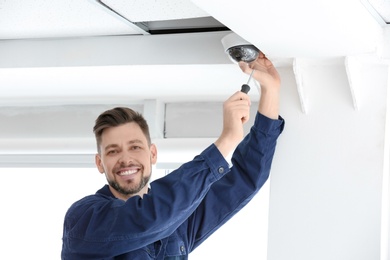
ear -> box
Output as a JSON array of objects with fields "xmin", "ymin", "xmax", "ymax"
[
  {"xmin": 95, "ymin": 153, "xmax": 105, "ymax": 173},
  {"xmin": 150, "ymin": 143, "xmax": 158, "ymax": 165}
]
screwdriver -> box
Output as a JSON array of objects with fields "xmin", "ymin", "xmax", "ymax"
[{"xmin": 240, "ymin": 69, "xmax": 255, "ymax": 94}]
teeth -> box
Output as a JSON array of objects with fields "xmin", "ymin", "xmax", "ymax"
[{"xmin": 120, "ymin": 169, "xmax": 137, "ymax": 176}]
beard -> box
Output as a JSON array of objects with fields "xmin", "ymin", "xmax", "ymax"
[{"xmin": 108, "ymin": 171, "xmax": 151, "ymax": 196}]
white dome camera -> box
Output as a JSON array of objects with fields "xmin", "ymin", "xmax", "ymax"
[{"xmin": 221, "ymin": 32, "xmax": 260, "ymax": 64}]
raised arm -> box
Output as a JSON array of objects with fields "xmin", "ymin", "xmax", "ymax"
[
  {"xmin": 214, "ymin": 52, "xmax": 281, "ymax": 158},
  {"xmin": 187, "ymin": 53, "xmax": 284, "ymax": 251},
  {"xmin": 240, "ymin": 52, "xmax": 281, "ymax": 119}
]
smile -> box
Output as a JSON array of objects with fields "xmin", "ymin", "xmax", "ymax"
[{"xmin": 119, "ymin": 169, "xmax": 138, "ymax": 176}]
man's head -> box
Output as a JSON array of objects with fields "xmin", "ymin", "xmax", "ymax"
[{"xmin": 93, "ymin": 107, "xmax": 157, "ymax": 200}]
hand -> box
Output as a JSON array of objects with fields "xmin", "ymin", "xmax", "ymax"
[
  {"xmin": 214, "ymin": 91, "xmax": 251, "ymax": 158},
  {"xmin": 239, "ymin": 52, "xmax": 281, "ymax": 91},
  {"xmin": 239, "ymin": 52, "xmax": 280, "ymax": 120}
]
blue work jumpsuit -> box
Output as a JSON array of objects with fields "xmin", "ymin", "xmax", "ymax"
[{"xmin": 61, "ymin": 112, "xmax": 284, "ymax": 259}]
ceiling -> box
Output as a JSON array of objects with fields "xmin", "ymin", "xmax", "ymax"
[
  {"xmin": 0, "ymin": 0, "xmax": 389, "ymax": 107},
  {"xmin": 0, "ymin": 0, "xmax": 229, "ymax": 39},
  {"xmin": 0, "ymin": 0, "xmax": 389, "ymax": 160}
]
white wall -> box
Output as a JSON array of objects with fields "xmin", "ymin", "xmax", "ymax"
[
  {"xmin": 267, "ymin": 62, "xmax": 389, "ymax": 260},
  {"xmin": 381, "ymin": 66, "xmax": 390, "ymax": 260},
  {"xmin": 0, "ymin": 168, "xmax": 106, "ymax": 259}
]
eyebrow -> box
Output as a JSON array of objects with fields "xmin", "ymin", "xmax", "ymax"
[{"xmin": 103, "ymin": 139, "xmax": 144, "ymax": 151}]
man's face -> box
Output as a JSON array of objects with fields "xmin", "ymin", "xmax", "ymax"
[{"xmin": 95, "ymin": 122, "xmax": 157, "ymax": 200}]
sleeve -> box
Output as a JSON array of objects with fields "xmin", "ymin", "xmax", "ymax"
[
  {"xmin": 187, "ymin": 112, "xmax": 285, "ymax": 251},
  {"xmin": 62, "ymin": 144, "xmax": 230, "ymax": 259}
]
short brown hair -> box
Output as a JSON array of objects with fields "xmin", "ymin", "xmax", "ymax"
[{"xmin": 93, "ymin": 107, "xmax": 151, "ymax": 153}]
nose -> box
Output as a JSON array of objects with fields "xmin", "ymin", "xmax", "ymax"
[{"xmin": 118, "ymin": 151, "xmax": 134, "ymax": 166}]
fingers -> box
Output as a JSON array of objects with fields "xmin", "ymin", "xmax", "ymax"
[
  {"xmin": 238, "ymin": 52, "xmax": 280, "ymax": 89},
  {"xmin": 227, "ymin": 91, "xmax": 251, "ymax": 105},
  {"xmin": 239, "ymin": 52, "xmax": 269, "ymax": 75},
  {"xmin": 224, "ymin": 91, "xmax": 251, "ymax": 124},
  {"xmin": 239, "ymin": 62, "xmax": 251, "ymax": 75},
  {"xmin": 257, "ymin": 51, "xmax": 266, "ymax": 59}
]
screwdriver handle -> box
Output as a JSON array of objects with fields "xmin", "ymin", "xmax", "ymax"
[
  {"xmin": 241, "ymin": 69, "xmax": 254, "ymax": 94},
  {"xmin": 241, "ymin": 84, "xmax": 250, "ymax": 94}
]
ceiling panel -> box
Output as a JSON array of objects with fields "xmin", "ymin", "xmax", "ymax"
[
  {"xmin": 0, "ymin": 0, "xmax": 139, "ymax": 39},
  {"xmin": 100, "ymin": 0, "xmax": 209, "ymax": 22}
]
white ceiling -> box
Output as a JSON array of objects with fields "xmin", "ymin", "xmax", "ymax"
[
  {"xmin": 0, "ymin": 0, "xmax": 388, "ymax": 108},
  {"xmin": 0, "ymin": 0, "xmax": 389, "ymax": 166},
  {"xmin": 0, "ymin": 0, "xmax": 220, "ymax": 39}
]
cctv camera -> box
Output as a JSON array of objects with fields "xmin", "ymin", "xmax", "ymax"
[{"xmin": 221, "ymin": 32, "xmax": 260, "ymax": 63}]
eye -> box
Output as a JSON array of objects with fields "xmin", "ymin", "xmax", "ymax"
[
  {"xmin": 107, "ymin": 150, "xmax": 117, "ymax": 155},
  {"xmin": 131, "ymin": 145, "xmax": 141, "ymax": 150}
]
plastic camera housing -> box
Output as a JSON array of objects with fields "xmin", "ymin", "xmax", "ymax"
[{"xmin": 221, "ymin": 33, "xmax": 260, "ymax": 63}]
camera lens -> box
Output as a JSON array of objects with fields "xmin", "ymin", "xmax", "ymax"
[{"xmin": 227, "ymin": 45, "xmax": 260, "ymax": 63}]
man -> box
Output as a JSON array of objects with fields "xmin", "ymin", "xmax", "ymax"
[{"xmin": 61, "ymin": 53, "xmax": 284, "ymax": 259}]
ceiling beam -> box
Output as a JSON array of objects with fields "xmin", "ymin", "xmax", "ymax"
[
  {"xmin": 293, "ymin": 58, "xmax": 309, "ymax": 114},
  {"xmin": 344, "ymin": 56, "xmax": 362, "ymax": 111},
  {"xmin": 0, "ymin": 31, "xmax": 232, "ymax": 68}
]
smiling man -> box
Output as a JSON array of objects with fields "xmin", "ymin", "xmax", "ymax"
[
  {"xmin": 95, "ymin": 117, "xmax": 157, "ymax": 200},
  {"xmin": 61, "ymin": 53, "xmax": 285, "ymax": 259}
]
